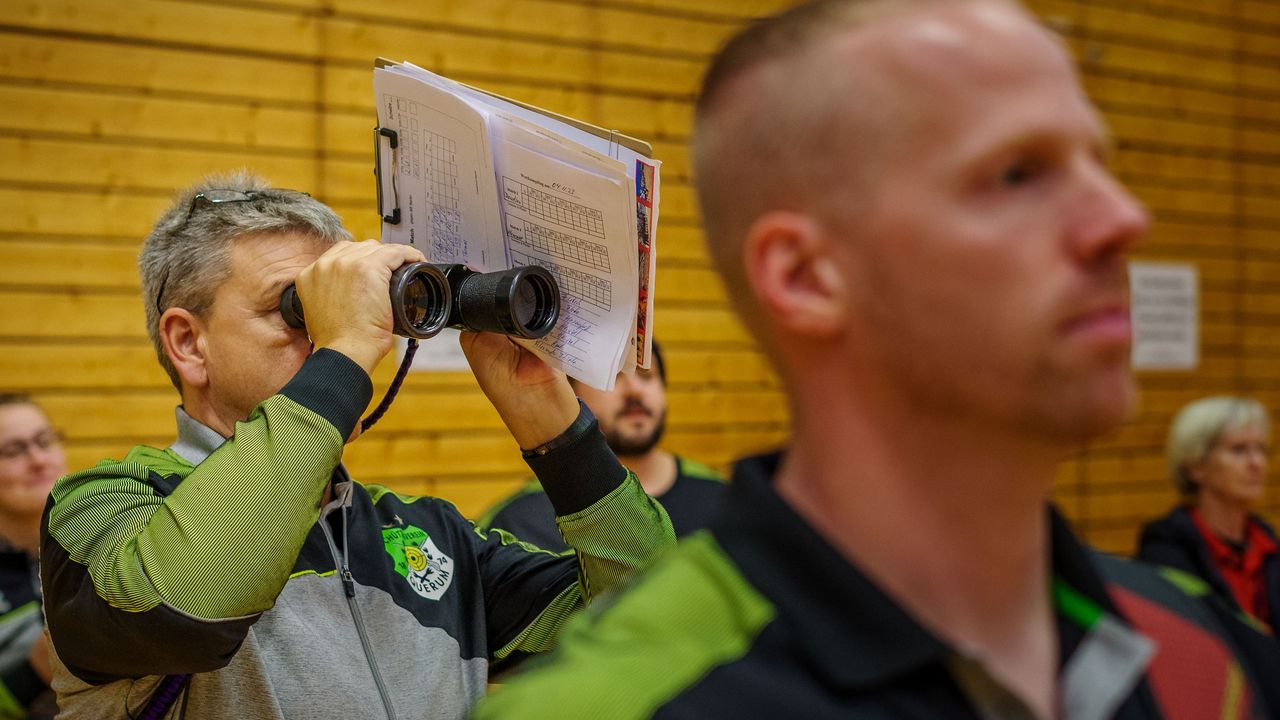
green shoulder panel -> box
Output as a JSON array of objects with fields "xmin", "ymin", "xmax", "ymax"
[
  {"xmin": 1156, "ymin": 566, "xmax": 1273, "ymax": 634},
  {"xmin": 474, "ymin": 531, "xmax": 775, "ymax": 720},
  {"xmin": 1155, "ymin": 566, "xmax": 1213, "ymax": 598},
  {"xmin": 46, "ymin": 450, "xmax": 175, "ymax": 613},
  {"xmin": 677, "ymin": 457, "xmax": 725, "ymax": 482},
  {"xmin": 48, "ymin": 393, "xmax": 344, "ymax": 619},
  {"xmin": 364, "ymin": 483, "xmax": 427, "ymax": 507}
]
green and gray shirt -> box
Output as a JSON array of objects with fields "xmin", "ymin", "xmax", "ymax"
[{"xmin": 41, "ymin": 349, "xmax": 675, "ymax": 719}]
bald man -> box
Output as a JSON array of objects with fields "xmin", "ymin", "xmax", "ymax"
[{"xmin": 473, "ymin": 1, "xmax": 1280, "ymax": 718}]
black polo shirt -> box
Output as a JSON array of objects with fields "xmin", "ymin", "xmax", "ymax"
[
  {"xmin": 474, "ymin": 452, "xmax": 1278, "ymax": 720},
  {"xmin": 478, "ymin": 456, "xmax": 726, "ymax": 552}
]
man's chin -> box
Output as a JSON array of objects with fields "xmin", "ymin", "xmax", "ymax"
[
  {"xmin": 1045, "ymin": 375, "xmax": 1138, "ymax": 444},
  {"xmin": 607, "ymin": 430, "xmax": 663, "ymax": 457}
]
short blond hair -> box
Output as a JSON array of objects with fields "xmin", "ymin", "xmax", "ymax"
[{"xmin": 1166, "ymin": 396, "xmax": 1271, "ymax": 494}]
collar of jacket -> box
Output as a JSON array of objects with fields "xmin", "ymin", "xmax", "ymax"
[{"xmin": 713, "ymin": 452, "xmax": 1145, "ymax": 693}]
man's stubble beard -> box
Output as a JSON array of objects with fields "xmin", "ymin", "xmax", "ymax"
[{"xmin": 605, "ymin": 408, "xmax": 668, "ymax": 457}]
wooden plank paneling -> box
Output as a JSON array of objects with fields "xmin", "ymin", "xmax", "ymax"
[
  {"xmin": 321, "ymin": 0, "xmax": 743, "ymax": 56},
  {"xmin": 0, "ymin": 34, "xmax": 318, "ymax": 105},
  {"xmin": 32, "ymin": 386, "xmax": 786, "ymax": 442},
  {"xmin": 0, "ymin": 0, "xmax": 1275, "ymax": 542},
  {"xmin": 0, "ymin": 1, "xmax": 323, "ymax": 56},
  {"xmin": 0, "ymin": 85, "xmax": 321, "ymax": 151}
]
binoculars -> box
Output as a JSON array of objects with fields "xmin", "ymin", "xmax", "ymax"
[{"xmin": 279, "ymin": 263, "xmax": 560, "ymax": 340}]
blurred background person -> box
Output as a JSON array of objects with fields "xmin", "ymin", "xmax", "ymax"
[
  {"xmin": 479, "ymin": 341, "xmax": 725, "ymax": 550},
  {"xmin": 0, "ymin": 394, "xmax": 59, "ymax": 718},
  {"xmin": 1137, "ymin": 396, "xmax": 1276, "ymax": 632}
]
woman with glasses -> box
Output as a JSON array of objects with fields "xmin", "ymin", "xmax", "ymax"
[
  {"xmin": 0, "ymin": 393, "xmax": 62, "ymax": 718},
  {"xmin": 1137, "ymin": 396, "xmax": 1277, "ymax": 633}
]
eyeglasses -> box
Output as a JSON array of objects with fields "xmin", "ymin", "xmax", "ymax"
[
  {"xmin": 0, "ymin": 429, "xmax": 64, "ymax": 462},
  {"xmin": 153, "ymin": 188, "xmax": 310, "ymax": 316},
  {"xmin": 1212, "ymin": 440, "xmax": 1271, "ymax": 460}
]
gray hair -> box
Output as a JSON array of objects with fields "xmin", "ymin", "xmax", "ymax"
[
  {"xmin": 140, "ymin": 170, "xmax": 352, "ymax": 390},
  {"xmin": 1166, "ymin": 396, "xmax": 1271, "ymax": 495}
]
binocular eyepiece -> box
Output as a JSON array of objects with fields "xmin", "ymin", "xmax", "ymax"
[{"xmin": 280, "ymin": 263, "xmax": 560, "ymax": 341}]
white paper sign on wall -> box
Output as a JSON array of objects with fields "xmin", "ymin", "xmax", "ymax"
[{"xmin": 1129, "ymin": 261, "xmax": 1198, "ymax": 371}]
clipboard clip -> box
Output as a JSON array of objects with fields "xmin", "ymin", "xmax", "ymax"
[{"xmin": 373, "ymin": 126, "xmax": 401, "ymax": 225}]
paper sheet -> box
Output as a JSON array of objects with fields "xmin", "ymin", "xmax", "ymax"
[
  {"xmin": 373, "ymin": 62, "xmax": 655, "ymax": 389},
  {"xmin": 385, "ymin": 62, "xmax": 659, "ymax": 373},
  {"xmin": 374, "ymin": 68, "xmax": 505, "ymax": 269},
  {"xmin": 490, "ymin": 117, "xmax": 637, "ymax": 388}
]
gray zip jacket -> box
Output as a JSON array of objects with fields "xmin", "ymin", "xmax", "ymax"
[{"xmin": 41, "ymin": 350, "xmax": 675, "ymax": 719}]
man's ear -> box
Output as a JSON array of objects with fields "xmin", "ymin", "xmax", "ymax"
[
  {"xmin": 742, "ymin": 211, "xmax": 847, "ymax": 338},
  {"xmin": 159, "ymin": 308, "xmax": 210, "ymax": 391}
]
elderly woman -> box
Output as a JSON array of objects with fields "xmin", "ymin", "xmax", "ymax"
[{"xmin": 1136, "ymin": 396, "xmax": 1276, "ymax": 629}]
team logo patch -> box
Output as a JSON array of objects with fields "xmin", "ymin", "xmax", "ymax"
[{"xmin": 383, "ymin": 524, "xmax": 454, "ymax": 600}]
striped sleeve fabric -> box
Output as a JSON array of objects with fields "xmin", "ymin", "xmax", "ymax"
[
  {"xmin": 480, "ymin": 411, "xmax": 675, "ymax": 659},
  {"xmin": 41, "ymin": 350, "xmax": 370, "ymax": 682},
  {"xmin": 473, "ymin": 533, "xmax": 776, "ymax": 720}
]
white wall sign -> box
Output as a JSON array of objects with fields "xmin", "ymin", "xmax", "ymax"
[
  {"xmin": 1129, "ymin": 261, "xmax": 1198, "ymax": 370},
  {"xmin": 403, "ymin": 329, "xmax": 471, "ymax": 372}
]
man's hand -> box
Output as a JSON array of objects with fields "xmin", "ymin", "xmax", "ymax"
[
  {"xmin": 460, "ymin": 332, "xmax": 580, "ymax": 449},
  {"xmin": 295, "ymin": 240, "xmax": 425, "ymax": 376}
]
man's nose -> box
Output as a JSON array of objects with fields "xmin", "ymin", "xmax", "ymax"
[
  {"xmin": 1067, "ymin": 164, "xmax": 1150, "ymax": 266},
  {"xmin": 615, "ymin": 373, "xmax": 642, "ymax": 395}
]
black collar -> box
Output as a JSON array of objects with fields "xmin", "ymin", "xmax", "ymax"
[{"xmin": 713, "ymin": 452, "xmax": 1127, "ymax": 690}]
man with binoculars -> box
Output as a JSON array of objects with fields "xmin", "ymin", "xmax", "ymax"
[{"xmin": 39, "ymin": 170, "xmax": 675, "ymax": 719}]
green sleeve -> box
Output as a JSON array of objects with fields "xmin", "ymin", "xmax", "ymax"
[
  {"xmin": 45, "ymin": 349, "xmax": 368, "ymax": 621},
  {"xmin": 486, "ymin": 405, "xmax": 676, "ymax": 659}
]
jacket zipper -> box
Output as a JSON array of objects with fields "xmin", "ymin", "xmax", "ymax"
[{"xmin": 319, "ymin": 488, "xmax": 398, "ymax": 720}]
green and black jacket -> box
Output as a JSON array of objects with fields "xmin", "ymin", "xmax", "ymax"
[
  {"xmin": 475, "ymin": 452, "xmax": 1280, "ymax": 720},
  {"xmin": 41, "ymin": 349, "xmax": 675, "ymax": 719}
]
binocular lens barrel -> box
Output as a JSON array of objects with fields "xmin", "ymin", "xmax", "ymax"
[
  {"xmin": 278, "ymin": 262, "xmax": 559, "ymax": 341},
  {"xmin": 390, "ymin": 263, "xmax": 452, "ymax": 339},
  {"xmin": 279, "ymin": 262, "xmax": 452, "ymax": 340},
  {"xmin": 444, "ymin": 264, "xmax": 560, "ymax": 340}
]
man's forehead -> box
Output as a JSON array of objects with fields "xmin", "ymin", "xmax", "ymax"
[
  {"xmin": 227, "ymin": 231, "xmax": 328, "ymax": 291},
  {"xmin": 0, "ymin": 404, "xmax": 48, "ymax": 432},
  {"xmin": 822, "ymin": 1, "xmax": 1092, "ymax": 150},
  {"xmin": 833, "ymin": 1, "xmax": 1069, "ymax": 90},
  {"xmin": 231, "ymin": 231, "xmax": 326, "ymax": 266}
]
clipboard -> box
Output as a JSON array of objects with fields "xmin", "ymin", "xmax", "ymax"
[{"xmin": 373, "ymin": 57, "xmax": 652, "ymax": 225}]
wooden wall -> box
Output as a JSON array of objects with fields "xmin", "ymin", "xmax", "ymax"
[
  {"xmin": 0, "ymin": 0, "xmax": 795, "ymax": 520},
  {"xmin": 1030, "ymin": 0, "xmax": 1280, "ymax": 551},
  {"xmin": 0, "ymin": 0, "xmax": 1275, "ymax": 554}
]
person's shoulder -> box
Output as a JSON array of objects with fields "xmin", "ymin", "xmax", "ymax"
[
  {"xmin": 473, "ymin": 531, "xmax": 776, "ymax": 720},
  {"xmin": 1135, "ymin": 506, "xmax": 1196, "ymax": 557},
  {"xmin": 1136, "ymin": 505, "xmax": 1192, "ymax": 542},
  {"xmin": 1139, "ymin": 504, "xmax": 1189, "ymax": 532},
  {"xmin": 1249, "ymin": 512, "xmax": 1280, "ymax": 542},
  {"xmin": 52, "ymin": 444, "xmax": 189, "ymax": 497},
  {"xmin": 360, "ymin": 482, "xmax": 479, "ymax": 524},
  {"xmin": 675, "ymin": 456, "xmax": 725, "ymax": 484},
  {"xmin": 1095, "ymin": 550, "xmax": 1277, "ymax": 653},
  {"xmin": 475, "ymin": 478, "xmax": 547, "ymax": 528},
  {"xmin": 1096, "ymin": 551, "xmax": 1280, "ymax": 712}
]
